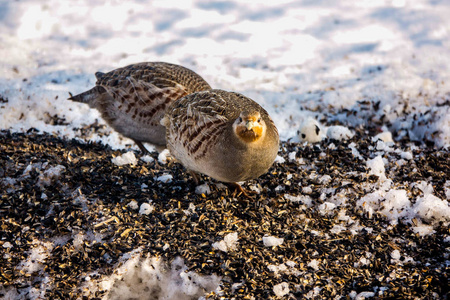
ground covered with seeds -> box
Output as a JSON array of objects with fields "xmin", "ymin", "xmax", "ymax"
[{"xmin": 0, "ymin": 129, "xmax": 449, "ymax": 299}]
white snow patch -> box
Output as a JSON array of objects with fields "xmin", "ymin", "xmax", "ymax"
[
  {"xmin": 373, "ymin": 131, "xmax": 393, "ymax": 143},
  {"xmin": 390, "ymin": 249, "xmax": 401, "ymax": 261},
  {"xmin": 382, "ymin": 189, "xmax": 411, "ymax": 224},
  {"xmin": 349, "ymin": 142, "xmax": 363, "ymax": 160},
  {"xmin": 318, "ymin": 175, "xmax": 332, "ymax": 184},
  {"xmin": 101, "ymin": 252, "xmax": 221, "ymax": 300},
  {"xmin": 263, "ymin": 236, "xmax": 284, "ymax": 247},
  {"xmin": 288, "ymin": 151, "xmax": 297, "ymax": 162},
  {"xmin": 195, "ymin": 183, "xmax": 211, "ymax": 195},
  {"xmin": 128, "ymin": 200, "xmax": 139, "ymax": 210},
  {"xmin": 38, "ymin": 165, "xmax": 66, "ymax": 187},
  {"xmin": 302, "ymin": 186, "xmax": 313, "ymax": 195},
  {"xmin": 307, "ymin": 259, "xmax": 320, "ymax": 271},
  {"xmin": 327, "ymin": 125, "xmax": 354, "ymax": 141},
  {"xmin": 18, "ymin": 240, "xmax": 52, "ymax": 273},
  {"xmin": 156, "ymin": 173, "xmax": 173, "ymax": 183},
  {"xmin": 249, "ymin": 184, "xmax": 261, "ymax": 194},
  {"xmin": 140, "ymin": 155, "xmax": 155, "ymax": 163},
  {"xmin": 268, "ymin": 264, "xmax": 288, "ymax": 276},
  {"xmin": 357, "ymin": 183, "xmax": 449, "ymax": 232},
  {"xmin": 354, "ymin": 254, "xmax": 371, "ymax": 268},
  {"xmin": 351, "ymin": 291, "xmax": 376, "ymax": 299},
  {"xmin": 139, "ymin": 202, "xmax": 154, "ymax": 215},
  {"xmin": 375, "ymin": 140, "xmax": 394, "ymax": 152},
  {"xmin": 274, "ymin": 185, "xmax": 284, "ymax": 192},
  {"xmin": 305, "ymin": 286, "xmax": 322, "ymax": 299},
  {"xmin": 157, "ymin": 149, "xmax": 171, "ymax": 164},
  {"xmin": 413, "ymin": 193, "xmax": 450, "ymax": 223},
  {"xmin": 273, "ymin": 282, "xmax": 290, "ymax": 297},
  {"xmin": 400, "ymin": 151, "xmax": 413, "ymax": 160},
  {"xmin": 212, "ymin": 232, "xmax": 238, "ymax": 252},
  {"xmin": 284, "ymin": 194, "xmax": 312, "ymax": 206},
  {"xmin": 357, "ymin": 189, "xmax": 410, "ymax": 224},
  {"xmin": 183, "ymin": 203, "xmax": 196, "ymax": 216},
  {"xmin": 366, "ymin": 155, "xmax": 386, "ymax": 181},
  {"xmin": 330, "ymin": 225, "xmax": 346, "ymax": 234},
  {"xmin": 2, "ymin": 242, "xmax": 13, "ymax": 249},
  {"xmin": 411, "ymin": 224, "xmax": 436, "ymax": 236},
  {"xmin": 111, "ymin": 152, "xmax": 137, "ymax": 166},
  {"xmin": 73, "ymin": 233, "xmax": 85, "ymax": 250},
  {"xmin": 445, "ymin": 180, "xmax": 450, "ymax": 200},
  {"xmin": 318, "ymin": 202, "xmax": 337, "ymax": 215},
  {"xmin": 274, "ymin": 155, "xmax": 285, "ymax": 163}
]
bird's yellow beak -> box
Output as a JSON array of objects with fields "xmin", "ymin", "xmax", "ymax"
[{"xmin": 245, "ymin": 120, "xmax": 255, "ymax": 131}]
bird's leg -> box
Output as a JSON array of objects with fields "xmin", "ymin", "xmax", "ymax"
[
  {"xmin": 189, "ymin": 171, "xmax": 201, "ymax": 185},
  {"xmin": 227, "ymin": 182, "xmax": 255, "ymax": 200},
  {"xmin": 133, "ymin": 140, "xmax": 150, "ymax": 155}
]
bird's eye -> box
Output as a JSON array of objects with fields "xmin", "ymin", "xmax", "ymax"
[
  {"xmin": 257, "ymin": 118, "xmax": 261, "ymax": 122},
  {"xmin": 238, "ymin": 117, "xmax": 243, "ymax": 122}
]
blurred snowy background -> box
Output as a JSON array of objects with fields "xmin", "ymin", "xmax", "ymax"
[
  {"xmin": 1, "ymin": 0, "xmax": 449, "ymax": 148},
  {"xmin": 1, "ymin": 0, "xmax": 450, "ymax": 299}
]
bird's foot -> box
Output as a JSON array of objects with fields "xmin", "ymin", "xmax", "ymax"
[
  {"xmin": 133, "ymin": 140, "xmax": 151, "ymax": 155},
  {"xmin": 227, "ymin": 182, "xmax": 256, "ymax": 200},
  {"xmin": 189, "ymin": 171, "xmax": 201, "ymax": 185}
]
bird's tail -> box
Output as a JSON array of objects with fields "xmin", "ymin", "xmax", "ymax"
[{"xmin": 68, "ymin": 86, "xmax": 104, "ymax": 104}]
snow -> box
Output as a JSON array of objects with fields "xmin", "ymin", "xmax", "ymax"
[
  {"xmin": 268, "ymin": 264, "xmax": 288, "ymax": 276},
  {"xmin": 156, "ymin": 173, "xmax": 173, "ymax": 183},
  {"xmin": 373, "ymin": 131, "xmax": 393, "ymax": 143},
  {"xmin": 413, "ymin": 193, "xmax": 450, "ymax": 223},
  {"xmin": 128, "ymin": 200, "xmax": 139, "ymax": 210},
  {"xmin": 400, "ymin": 151, "xmax": 413, "ymax": 160},
  {"xmin": 140, "ymin": 155, "xmax": 155, "ymax": 163},
  {"xmin": 139, "ymin": 202, "xmax": 154, "ymax": 215},
  {"xmin": 72, "ymin": 233, "xmax": 85, "ymax": 250},
  {"xmin": 273, "ymin": 282, "xmax": 290, "ymax": 297},
  {"xmin": 111, "ymin": 151, "xmax": 137, "ymax": 166},
  {"xmin": 307, "ymin": 259, "xmax": 320, "ymax": 271},
  {"xmin": 382, "ymin": 189, "xmax": 411, "ymax": 224},
  {"xmin": 195, "ymin": 183, "xmax": 211, "ymax": 195},
  {"xmin": 18, "ymin": 240, "xmax": 53, "ymax": 274},
  {"xmin": 349, "ymin": 142, "xmax": 363, "ymax": 160},
  {"xmin": 354, "ymin": 255, "xmax": 371, "ymax": 268},
  {"xmin": 366, "ymin": 155, "xmax": 387, "ymax": 181},
  {"xmin": 305, "ymin": 287, "xmax": 323, "ymax": 299},
  {"xmin": 357, "ymin": 183, "xmax": 449, "ymax": 228},
  {"xmin": 318, "ymin": 202, "xmax": 337, "ymax": 215},
  {"xmin": 5, "ymin": 0, "xmax": 449, "ymax": 146},
  {"xmin": 183, "ymin": 203, "xmax": 197, "ymax": 216},
  {"xmin": 37, "ymin": 164, "xmax": 66, "ymax": 187},
  {"xmin": 2, "ymin": 242, "xmax": 12, "ymax": 249},
  {"xmin": 327, "ymin": 125, "xmax": 354, "ymax": 141},
  {"xmin": 288, "ymin": 151, "xmax": 297, "ymax": 162},
  {"xmin": 2, "ymin": 0, "xmax": 450, "ymax": 298},
  {"xmin": 411, "ymin": 224, "xmax": 436, "ymax": 236},
  {"xmin": 274, "ymin": 155, "xmax": 285, "ymax": 164},
  {"xmin": 445, "ymin": 181, "xmax": 450, "ymax": 199},
  {"xmin": 390, "ymin": 249, "xmax": 401, "ymax": 261},
  {"xmin": 157, "ymin": 149, "xmax": 171, "ymax": 164},
  {"xmin": 212, "ymin": 232, "xmax": 239, "ymax": 252},
  {"xmin": 263, "ymin": 235, "xmax": 284, "ymax": 247},
  {"xmin": 352, "ymin": 291, "xmax": 376, "ymax": 299},
  {"xmin": 98, "ymin": 252, "xmax": 221, "ymax": 300}
]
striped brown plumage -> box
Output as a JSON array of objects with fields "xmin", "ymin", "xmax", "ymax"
[
  {"xmin": 162, "ymin": 89, "xmax": 279, "ymax": 188},
  {"xmin": 68, "ymin": 62, "xmax": 211, "ymax": 153}
]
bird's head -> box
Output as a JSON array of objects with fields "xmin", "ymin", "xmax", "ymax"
[{"xmin": 233, "ymin": 111, "xmax": 265, "ymax": 143}]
